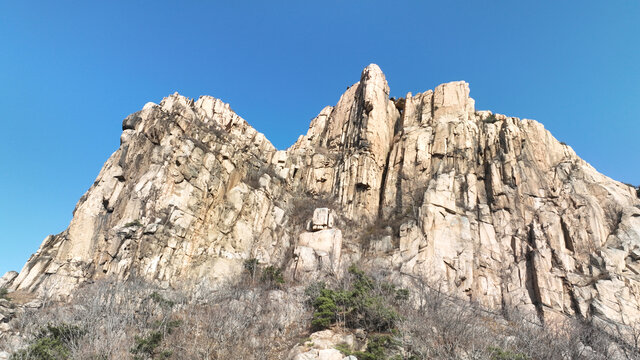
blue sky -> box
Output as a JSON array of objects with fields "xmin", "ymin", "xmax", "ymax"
[{"xmin": 0, "ymin": 1, "xmax": 638, "ymax": 275}]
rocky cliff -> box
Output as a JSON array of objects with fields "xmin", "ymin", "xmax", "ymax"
[{"xmin": 4, "ymin": 64, "xmax": 640, "ymax": 337}]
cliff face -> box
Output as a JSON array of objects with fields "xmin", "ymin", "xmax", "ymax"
[{"xmin": 6, "ymin": 64, "xmax": 640, "ymax": 331}]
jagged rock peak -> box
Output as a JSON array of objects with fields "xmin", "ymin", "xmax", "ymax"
[
  {"xmin": 360, "ymin": 63, "xmax": 390, "ymax": 95},
  {"xmin": 3, "ymin": 64, "xmax": 640, "ymax": 346}
]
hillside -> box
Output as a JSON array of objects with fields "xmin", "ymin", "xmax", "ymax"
[{"xmin": 1, "ymin": 64, "xmax": 639, "ymax": 359}]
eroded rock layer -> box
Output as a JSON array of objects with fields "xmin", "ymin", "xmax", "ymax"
[{"xmin": 5, "ymin": 64, "xmax": 640, "ymax": 333}]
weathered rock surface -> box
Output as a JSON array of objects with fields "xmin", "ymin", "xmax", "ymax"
[
  {"xmin": 0, "ymin": 273, "xmax": 17, "ymax": 290},
  {"xmin": 290, "ymin": 208, "xmax": 343, "ymax": 278},
  {"xmin": 4, "ymin": 64, "xmax": 640, "ymax": 336},
  {"xmin": 287, "ymin": 330, "xmax": 357, "ymax": 360}
]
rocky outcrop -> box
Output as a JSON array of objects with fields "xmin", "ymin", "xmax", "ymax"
[
  {"xmin": 287, "ymin": 64, "xmax": 401, "ymax": 222},
  {"xmin": 372, "ymin": 93, "xmax": 640, "ymax": 329},
  {"xmin": 6, "ymin": 93, "xmax": 291, "ymax": 297},
  {"xmin": 287, "ymin": 330, "xmax": 358, "ymax": 360},
  {"xmin": 290, "ymin": 208, "xmax": 343, "ymax": 278},
  {"xmin": 3, "ymin": 64, "xmax": 640, "ymax": 338},
  {"xmin": 0, "ymin": 273, "xmax": 17, "ymax": 290},
  {"xmin": 0, "ymin": 272, "xmax": 18, "ymax": 338}
]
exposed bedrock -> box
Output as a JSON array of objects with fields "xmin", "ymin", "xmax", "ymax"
[{"xmin": 4, "ymin": 64, "xmax": 639, "ymax": 335}]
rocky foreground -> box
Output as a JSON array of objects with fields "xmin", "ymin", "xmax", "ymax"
[{"xmin": 1, "ymin": 64, "xmax": 639, "ymax": 359}]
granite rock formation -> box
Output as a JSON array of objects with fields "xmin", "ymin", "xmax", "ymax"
[{"xmin": 3, "ymin": 64, "xmax": 640, "ymax": 338}]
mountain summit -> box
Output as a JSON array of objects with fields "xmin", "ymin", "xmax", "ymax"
[{"xmin": 2, "ymin": 64, "xmax": 640, "ymax": 357}]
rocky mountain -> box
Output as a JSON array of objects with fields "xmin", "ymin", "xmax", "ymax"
[{"xmin": 2, "ymin": 64, "xmax": 640, "ymax": 357}]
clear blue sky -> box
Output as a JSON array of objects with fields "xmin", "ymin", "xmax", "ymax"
[{"xmin": 1, "ymin": 1, "xmax": 638, "ymax": 276}]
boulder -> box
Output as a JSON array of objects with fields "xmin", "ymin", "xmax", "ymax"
[
  {"xmin": 310, "ymin": 208, "xmax": 336, "ymax": 231},
  {"xmin": 287, "ymin": 330, "xmax": 356, "ymax": 360}
]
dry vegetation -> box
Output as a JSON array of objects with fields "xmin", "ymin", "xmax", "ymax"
[
  {"xmin": 397, "ymin": 275, "xmax": 640, "ymax": 360},
  {"xmin": 2, "ymin": 269, "xmax": 639, "ymax": 360},
  {"xmin": 3, "ymin": 278, "xmax": 309, "ymax": 360}
]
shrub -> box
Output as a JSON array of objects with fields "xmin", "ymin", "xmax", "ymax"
[
  {"xmin": 483, "ymin": 113, "xmax": 499, "ymax": 124},
  {"xmin": 394, "ymin": 288, "xmax": 409, "ymax": 302},
  {"xmin": 261, "ymin": 266, "xmax": 285, "ymax": 288},
  {"xmin": 489, "ymin": 346, "xmax": 530, "ymax": 360},
  {"xmin": 149, "ymin": 292, "xmax": 175, "ymax": 309},
  {"xmin": 131, "ymin": 331, "xmax": 164, "ymax": 359},
  {"xmin": 304, "ymin": 281, "xmax": 327, "ymax": 304},
  {"xmin": 307, "ymin": 266, "xmax": 406, "ymax": 333},
  {"xmin": 243, "ymin": 258, "xmax": 260, "ymax": 281},
  {"xmin": 358, "ymin": 335, "xmax": 399, "ymax": 360},
  {"xmin": 124, "ymin": 220, "xmax": 142, "ymax": 228},
  {"xmin": 130, "ymin": 320, "xmax": 179, "ymax": 360},
  {"xmin": 335, "ymin": 335, "xmax": 399, "ymax": 360},
  {"xmin": 0, "ymin": 287, "xmax": 8, "ymax": 300},
  {"xmin": 310, "ymin": 288, "xmax": 338, "ymax": 330},
  {"xmin": 11, "ymin": 323, "xmax": 85, "ymax": 360},
  {"xmin": 11, "ymin": 337, "xmax": 70, "ymax": 360},
  {"xmin": 334, "ymin": 343, "xmax": 353, "ymax": 355}
]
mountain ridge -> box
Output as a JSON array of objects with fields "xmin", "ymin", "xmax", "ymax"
[{"xmin": 3, "ymin": 64, "xmax": 640, "ymax": 348}]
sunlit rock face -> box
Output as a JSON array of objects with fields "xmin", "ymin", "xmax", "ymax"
[{"xmin": 6, "ymin": 64, "xmax": 640, "ymax": 333}]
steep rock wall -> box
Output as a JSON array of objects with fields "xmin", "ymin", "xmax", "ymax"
[{"xmin": 5, "ymin": 65, "xmax": 640, "ymax": 332}]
